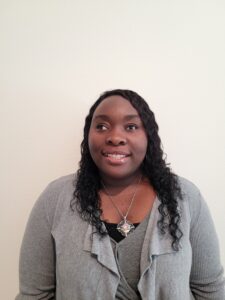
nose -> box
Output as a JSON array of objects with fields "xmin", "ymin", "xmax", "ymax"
[{"xmin": 106, "ymin": 129, "xmax": 127, "ymax": 146}]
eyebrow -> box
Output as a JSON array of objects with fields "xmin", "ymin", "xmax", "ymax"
[{"xmin": 93, "ymin": 114, "xmax": 140, "ymax": 121}]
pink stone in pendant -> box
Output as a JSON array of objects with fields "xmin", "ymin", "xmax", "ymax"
[{"xmin": 117, "ymin": 219, "xmax": 135, "ymax": 237}]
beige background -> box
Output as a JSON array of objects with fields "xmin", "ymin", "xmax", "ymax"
[{"xmin": 1, "ymin": 1, "xmax": 225, "ymax": 299}]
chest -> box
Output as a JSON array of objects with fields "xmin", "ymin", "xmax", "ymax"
[
  {"xmin": 51, "ymin": 206, "xmax": 192, "ymax": 300},
  {"xmin": 100, "ymin": 185, "xmax": 156, "ymax": 224}
]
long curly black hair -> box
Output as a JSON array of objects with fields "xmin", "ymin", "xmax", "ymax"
[{"xmin": 71, "ymin": 89, "xmax": 183, "ymax": 250}]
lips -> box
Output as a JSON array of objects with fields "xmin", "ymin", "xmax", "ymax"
[
  {"xmin": 101, "ymin": 150, "xmax": 130, "ymax": 163},
  {"xmin": 102, "ymin": 151, "xmax": 130, "ymax": 157}
]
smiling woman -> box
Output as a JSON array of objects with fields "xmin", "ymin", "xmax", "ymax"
[
  {"xmin": 88, "ymin": 96, "xmax": 148, "ymax": 182},
  {"xmin": 16, "ymin": 90, "xmax": 225, "ymax": 300}
]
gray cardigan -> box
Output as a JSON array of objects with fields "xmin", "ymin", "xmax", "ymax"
[{"xmin": 16, "ymin": 174, "xmax": 225, "ymax": 300}]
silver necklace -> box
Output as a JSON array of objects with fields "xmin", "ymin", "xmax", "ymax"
[{"xmin": 101, "ymin": 175, "xmax": 142, "ymax": 237}]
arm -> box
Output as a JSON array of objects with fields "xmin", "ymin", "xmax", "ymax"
[
  {"xmin": 15, "ymin": 187, "xmax": 56, "ymax": 300},
  {"xmin": 189, "ymin": 191, "xmax": 225, "ymax": 299}
]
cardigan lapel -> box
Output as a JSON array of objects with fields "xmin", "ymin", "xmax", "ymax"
[
  {"xmin": 140, "ymin": 197, "xmax": 177, "ymax": 275},
  {"xmin": 83, "ymin": 223, "xmax": 119, "ymax": 277}
]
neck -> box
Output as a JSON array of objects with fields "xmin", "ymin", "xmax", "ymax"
[{"xmin": 100, "ymin": 171, "xmax": 143, "ymax": 191}]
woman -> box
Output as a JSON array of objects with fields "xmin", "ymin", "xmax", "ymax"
[{"xmin": 16, "ymin": 89, "xmax": 225, "ymax": 299}]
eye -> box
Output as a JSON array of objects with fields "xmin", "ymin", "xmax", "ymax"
[
  {"xmin": 126, "ymin": 124, "xmax": 138, "ymax": 131},
  {"xmin": 96, "ymin": 124, "xmax": 108, "ymax": 131}
]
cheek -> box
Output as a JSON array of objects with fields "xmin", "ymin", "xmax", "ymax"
[
  {"xmin": 136, "ymin": 135, "xmax": 148, "ymax": 156},
  {"xmin": 88, "ymin": 132, "xmax": 94, "ymax": 155},
  {"xmin": 88, "ymin": 132, "xmax": 100, "ymax": 155},
  {"xmin": 138, "ymin": 145, "xmax": 147, "ymax": 159}
]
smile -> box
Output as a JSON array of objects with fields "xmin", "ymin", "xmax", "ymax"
[
  {"xmin": 104, "ymin": 154, "xmax": 127, "ymax": 159},
  {"xmin": 102, "ymin": 151, "xmax": 130, "ymax": 157},
  {"xmin": 102, "ymin": 151, "xmax": 130, "ymax": 164}
]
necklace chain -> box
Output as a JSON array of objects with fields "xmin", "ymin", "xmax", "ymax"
[{"xmin": 101, "ymin": 175, "xmax": 142, "ymax": 220}]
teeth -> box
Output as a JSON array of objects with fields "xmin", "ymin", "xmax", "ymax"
[{"xmin": 106, "ymin": 154, "xmax": 126, "ymax": 159}]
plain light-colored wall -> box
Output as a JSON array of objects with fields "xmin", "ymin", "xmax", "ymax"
[{"xmin": 1, "ymin": 1, "xmax": 225, "ymax": 299}]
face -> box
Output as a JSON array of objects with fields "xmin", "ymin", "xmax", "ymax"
[{"xmin": 88, "ymin": 96, "xmax": 148, "ymax": 183}]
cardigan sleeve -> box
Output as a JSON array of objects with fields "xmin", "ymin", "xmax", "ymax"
[
  {"xmin": 15, "ymin": 184, "xmax": 56, "ymax": 300},
  {"xmin": 189, "ymin": 190, "xmax": 225, "ymax": 299}
]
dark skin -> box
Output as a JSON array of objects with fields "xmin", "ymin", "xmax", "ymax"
[
  {"xmin": 99, "ymin": 179, "xmax": 156, "ymax": 223},
  {"xmin": 88, "ymin": 96, "xmax": 156, "ymax": 224}
]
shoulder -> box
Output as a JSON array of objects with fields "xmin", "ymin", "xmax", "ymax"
[
  {"xmin": 45, "ymin": 173, "xmax": 76, "ymax": 193},
  {"xmin": 40, "ymin": 173, "xmax": 77, "ymax": 203},
  {"xmin": 176, "ymin": 176, "xmax": 209, "ymax": 228},
  {"xmin": 31, "ymin": 173, "xmax": 77, "ymax": 228},
  {"xmin": 177, "ymin": 176, "xmax": 201, "ymax": 197},
  {"xmin": 177, "ymin": 176, "xmax": 203, "ymax": 207}
]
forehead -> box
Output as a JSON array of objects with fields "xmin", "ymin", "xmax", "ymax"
[{"xmin": 93, "ymin": 95, "xmax": 139, "ymax": 118}]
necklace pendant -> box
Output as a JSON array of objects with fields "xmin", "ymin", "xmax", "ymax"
[{"xmin": 117, "ymin": 218, "xmax": 135, "ymax": 237}]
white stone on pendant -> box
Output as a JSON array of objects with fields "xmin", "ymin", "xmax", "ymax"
[{"xmin": 117, "ymin": 218, "xmax": 135, "ymax": 237}]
